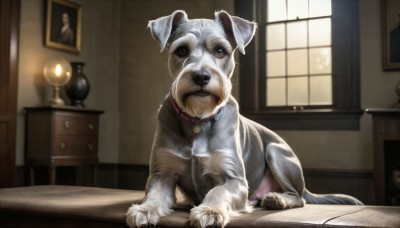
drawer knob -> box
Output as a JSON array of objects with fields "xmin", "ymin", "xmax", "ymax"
[
  {"xmin": 64, "ymin": 121, "xmax": 70, "ymax": 128},
  {"xmin": 60, "ymin": 142, "xmax": 66, "ymax": 150},
  {"xmin": 88, "ymin": 144, "xmax": 93, "ymax": 151},
  {"xmin": 88, "ymin": 124, "xmax": 94, "ymax": 130}
]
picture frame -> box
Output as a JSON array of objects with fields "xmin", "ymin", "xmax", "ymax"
[
  {"xmin": 45, "ymin": 0, "xmax": 82, "ymax": 54},
  {"xmin": 382, "ymin": 0, "xmax": 400, "ymax": 71}
]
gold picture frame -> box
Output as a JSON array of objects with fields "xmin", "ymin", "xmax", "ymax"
[
  {"xmin": 382, "ymin": 0, "xmax": 400, "ymax": 71},
  {"xmin": 45, "ymin": 0, "xmax": 82, "ymax": 54}
]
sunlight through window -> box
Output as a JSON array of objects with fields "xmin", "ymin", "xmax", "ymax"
[{"xmin": 266, "ymin": 0, "xmax": 332, "ymax": 107}]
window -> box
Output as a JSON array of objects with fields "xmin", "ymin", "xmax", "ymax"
[
  {"xmin": 266, "ymin": 0, "xmax": 332, "ymax": 108},
  {"xmin": 235, "ymin": 0, "xmax": 362, "ymax": 130}
]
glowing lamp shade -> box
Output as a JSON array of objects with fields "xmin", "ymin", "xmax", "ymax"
[{"xmin": 43, "ymin": 58, "xmax": 72, "ymax": 105}]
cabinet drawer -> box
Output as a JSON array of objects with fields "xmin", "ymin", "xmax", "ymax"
[
  {"xmin": 54, "ymin": 115, "xmax": 98, "ymax": 136},
  {"xmin": 77, "ymin": 137, "xmax": 98, "ymax": 156},
  {"xmin": 53, "ymin": 136, "xmax": 78, "ymax": 156},
  {"xmin": 54, "ymin": 115, "xmax": 79, "ymax": 135},
  {"xmin": 79, "ymin": 118, "xmax": 99, "ymax": 136},
  {"xmin": 52, "ymin": 136, "xmax": 97, "ymax": 156}
]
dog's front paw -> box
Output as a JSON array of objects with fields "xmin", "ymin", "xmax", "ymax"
[
  {"xmin": 190, "ymin": 205, "xmax": 229, "ymax": 228},
  {"xmin": 126, "ymin": 204, "xmax": 170, "ymax": 227},
  {"xmin": 261, "ymin": 192, "xmax": 288, "ymax": 210}
]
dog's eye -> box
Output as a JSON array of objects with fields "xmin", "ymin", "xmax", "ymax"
[
  {"xmin": 213, "ymin": 46, "xmax": 226, "ymax": 58},
  {"xmin": 175, "ymin": 46, "xmax": 190, "ymax": 58}
]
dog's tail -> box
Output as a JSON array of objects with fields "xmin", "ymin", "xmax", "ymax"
[{"xmin": 303, "ymin": 189, "xmax": 363, "ymax": 205}]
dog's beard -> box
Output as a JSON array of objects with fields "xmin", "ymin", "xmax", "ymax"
[
  {"xmin": 171, "ymin": 73, "xmax": 230, "ymax": 119},
  {"xmin": 173, "ymin": 87, "xmax": 224, "ymax": 118},
  {"xmin": 184, "ymin": 94, "xmax": 219, "ymax": 118}
]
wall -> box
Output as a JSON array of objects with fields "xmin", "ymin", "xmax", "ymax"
[
  {"xmin": 16, "ymin": 0, "xmax": 234, "ymax": 166},
  {"xmin": 16, "ymin": 0, "xmax": 400, "ymax": 172},
  {"xmin": 275, "ymin": 0, "xmax": 400, "ymax": 171},
  {"xmin": 17, "ymin": 0, "xmax": 120, "ymax": 165},
  {"xmin": 118, "ymin": 0, "xmax": 235, "ymax": 164},
  {"xmin": 117, "ymin": 0, "xmax": 400, "ymax": 170}
]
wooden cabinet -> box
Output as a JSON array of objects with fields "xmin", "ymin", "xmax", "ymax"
[
  {"xmin": 24, "ymin": 106, "xmax": 104, "ymax": 185},
  {"xmin": 366, "ymin": 108, "xmax": 400, "ymax": 205}
]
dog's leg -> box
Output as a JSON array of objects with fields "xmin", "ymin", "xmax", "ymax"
[
  {"xmin": 126, "ymin": 175, "xmax": 176, "ymax": 227},
  {"xmin": 190, "ymin": 179, "xmax": 250, "ymax": 228},
  {"xmin": 261, "ymin": 143, "xmax": 305, "ymax": 210}
]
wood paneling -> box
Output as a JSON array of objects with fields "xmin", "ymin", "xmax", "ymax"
[
  {"xmin": 0, "ymin": 0, "xmax": 20, "ymax": 188},
  {"xmin": 91, "ymin": 164, "xmax": 374, "ymax": 204}
]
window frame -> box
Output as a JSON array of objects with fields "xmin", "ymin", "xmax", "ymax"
[{"xmin": 235, "ymin": 0, "xmax": 363, "ymax": 130}]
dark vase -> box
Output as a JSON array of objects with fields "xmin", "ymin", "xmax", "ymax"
[{"xmin": 66, "ymin": 62, "xmax": 90, "ymax": 107}]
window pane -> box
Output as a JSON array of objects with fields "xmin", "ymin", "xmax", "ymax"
[
  {"xmin": 309, "ymin": 47, "xmax": 331, "ymax": 74},
  {"xmin": 265, "ymin": 0, "xmax": 333, "ymax": 109},
  {"xmin": 267, "ymin": 0, "xmax": 287, "ymax": 22},
  {"xmin": 267, "ymin": 78, "xmax": 286, "ymax": 106},
  {"xmin": 310, "ymin": 75, "xmax": 332, "ymax": 105},
  {"xmin": 287, "ymin": 21, "xmax": 307, "ymax": 48},
  {"xmin": 309, "ymin": 18, "xmax": 331, "ymax": 46},
  {"xmin": 267, "ymin": 51, "xmax": 286, "ymax": 77},
  {"xmin": 288, "ymin": 77, "xmax": 308, "ymax": 105},
  {"xmin": 287, "ymin": 49, "xmax": 308, "ymax": 76},
  {"xmin": 309, "ymin": 0, "xmax": 332, "ymax": 17},
  {"xmin": 288, "ymin": 0, "xmax": 308, "ymax": 20},
  {"xmin": 267, "ymin": 24, "xmax": 285, "ymax": 50}
]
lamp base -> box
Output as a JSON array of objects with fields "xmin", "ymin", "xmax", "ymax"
[
  {"xmin": 48, "ymin": 86, "xmax": 65, "ymax": 106},
  {"xmin": 48, "ymin": 97, "xmax": 65, "ymax": 106}
]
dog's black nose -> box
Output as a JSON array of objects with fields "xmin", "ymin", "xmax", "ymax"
[{"xmin": 192, "ymin": 71, "xmax": 211, "ymax": 86}]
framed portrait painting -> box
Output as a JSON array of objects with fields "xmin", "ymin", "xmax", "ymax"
[
  {"xmin": 45, "ymin": 0, "xmax": 82, "ymax": 54},
  {"xmin": 382, "ymin": 0, "xmax": 400, "ymax": 70}
]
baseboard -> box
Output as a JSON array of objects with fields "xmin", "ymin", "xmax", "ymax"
[
  {"xmin": 303, "ymin": 168, "xmax": 373, "ymax": 178},
  {"xmin": 96, "ymin": 164, "xmax": 374, "ymax": 204},
  {"xmin": 98, "ymin": 163, "xmax": 149, "ymax": 190},
  {"xmin": 15, "ymin": 164, "xmax": 374, "ymax": 204},
  {"xmin": 303, "ymin": 168, "xmax": 374, "ymax": 205}
]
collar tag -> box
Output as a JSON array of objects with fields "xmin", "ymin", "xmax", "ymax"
[{"xmin": 193, "ymin": 124, "xmax": 202, "ymax": 133}]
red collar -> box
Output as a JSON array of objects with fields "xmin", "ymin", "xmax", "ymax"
[{"xmin": 169, "ymin": 93, "xmax": 223, "ymax": 124}]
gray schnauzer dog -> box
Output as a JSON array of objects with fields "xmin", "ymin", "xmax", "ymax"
[{"xmin": 126, "ymin": 10, "xmax": 362, "ymax": 228}]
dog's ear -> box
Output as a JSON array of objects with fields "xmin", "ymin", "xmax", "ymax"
[
  {"xmin": 148, "ymin": 10, "xmax": 188, "ymax": 52},
  {"xmin": 215, "ymin": 11, "xmax": 257, "ymax": 54}
]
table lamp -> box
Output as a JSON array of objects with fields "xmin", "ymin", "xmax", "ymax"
[{"xmin": 43, "ymin": 57, "xmax": 72, "ymax": 105}]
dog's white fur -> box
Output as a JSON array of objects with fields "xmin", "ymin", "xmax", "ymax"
[{"xmin": 126, "ymin": 10, "xmax": 362, "ymax": 228}]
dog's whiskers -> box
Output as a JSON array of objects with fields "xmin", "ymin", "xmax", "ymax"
[{"xmin": 182, "ymin": 57, "xmax": 190, "ymax": 70}]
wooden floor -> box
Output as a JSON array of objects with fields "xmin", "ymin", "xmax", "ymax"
[{"xmin": 0, "ymin": 185, "xmax": 398, "ymax": 228}]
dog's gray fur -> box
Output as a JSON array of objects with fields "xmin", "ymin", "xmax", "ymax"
[{"xmin": 126, "ymin": 10, "xmax": 363, "ymax": 228}]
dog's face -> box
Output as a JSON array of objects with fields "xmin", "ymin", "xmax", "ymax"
[{"xmin": 148, "ymin": 10, "xmax": 256, "ymax": 118}]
